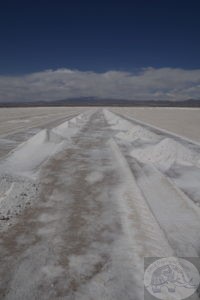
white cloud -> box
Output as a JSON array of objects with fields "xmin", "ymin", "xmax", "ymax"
[{"xmin": 0, "ymin": 67, "xmax": 200, "ymax": 102}]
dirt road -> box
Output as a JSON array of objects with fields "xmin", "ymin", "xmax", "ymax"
[{"xmin": 0, "ymin": 109, "xmax": 200, "ymax": 299}]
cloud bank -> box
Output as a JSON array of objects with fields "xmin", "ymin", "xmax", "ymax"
[{"xmin": 0, "ymin": 67, "xmax": 200, "ymax": 102}]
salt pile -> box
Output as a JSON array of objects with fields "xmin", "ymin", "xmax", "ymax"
[
  {"xmin": 0, "ymin": 129, "xmax": 66, "ymax": 177},
  {"xmin": 115, "ymin": 126, "xmax": 159, "ymax": 142},
  {"xmin": 131, "ymin": 138, "xmax": 199, "ymax": 170},
  {"xmin": 0, "ymin": 112, "xmax": 90, "ymax": 177},
  {"xmin": 104, "ymin": 109, "xmax": 133, "ymax": 130},
  {"xmin": 104, "ymin": 109, "xmax": 159, "ymax": 142}
]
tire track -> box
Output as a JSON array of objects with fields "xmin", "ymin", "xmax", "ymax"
[{"xmin": 108, "ymin": 138, "xmax": 174, "ymax": 257}]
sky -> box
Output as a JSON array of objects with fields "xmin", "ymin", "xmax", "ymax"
[{"xmin": 0, "ymin": 0, "xmax": 200, "ymax": 102}]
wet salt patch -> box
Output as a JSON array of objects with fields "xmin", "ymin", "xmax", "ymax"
[{"xmin": 85, "ymin": 171, "xmax": 104, "ymax": 184}]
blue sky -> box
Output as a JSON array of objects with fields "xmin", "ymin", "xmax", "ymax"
[{"xmin": 0, "ymin": 0, "xmax": 200, "ymax": 101}]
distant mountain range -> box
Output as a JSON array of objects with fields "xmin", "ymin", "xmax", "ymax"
[{"xmin": 0, "ymin": 97, "xmax": 200, "ymax": 107}]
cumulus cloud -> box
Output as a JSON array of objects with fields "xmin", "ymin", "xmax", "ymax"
[{"xmin": 0, "ymin": 67, "xmax": 200, "ymax": 102}]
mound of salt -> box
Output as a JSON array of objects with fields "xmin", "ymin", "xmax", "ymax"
[
  {"xmin": 116, "ymin": 126, "xmax": 158, "ymax": 142},
  {"xmin": 0, "ymin": 112, "xmax": 89, "ymax": 177},
  {"xmin": 1, "ymin": 129, "xmax": 66, "ymax": 177},
  {"xmin": 131, "ymin": 138, "xmax": 198, "ymax": 170}
]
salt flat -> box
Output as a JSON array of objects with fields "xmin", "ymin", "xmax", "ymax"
[
  {"xmin": 0, "ymin": 107, "xmax": 200, "ymax": 299},
  {"xmin": 0, "ymin": 107, "xmax": 86, "ymax": 136},
  {"xmin": 111, "ymin": 107, "xmax": 200, "ymax": 142}
]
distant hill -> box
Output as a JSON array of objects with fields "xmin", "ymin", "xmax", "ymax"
[{"xmin": 0, "ymin": 97, "xmax": 200, "ymax": 107}]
